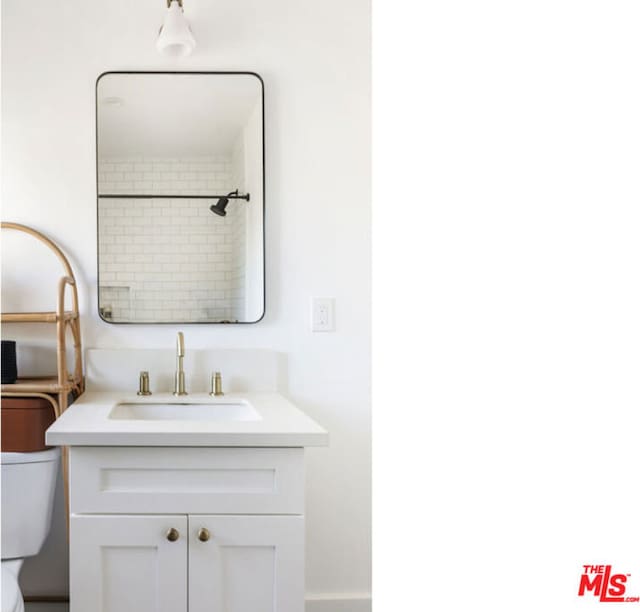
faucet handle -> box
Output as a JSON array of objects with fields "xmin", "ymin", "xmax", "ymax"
[
  {"xmin": 176, "ymin": 331, "xmax": 185, "ymax": 357},
  {"xmin": 137, "ymin": 371, "xmax": 152, "ymax": 396},
  {"xmin": 210, "ymin": 371, "xmax": 224, "ymax": 397}
]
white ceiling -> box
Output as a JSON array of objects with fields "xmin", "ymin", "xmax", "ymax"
[{"xmin": 97, "ymin": 73, "xmax": 261, "ymax": 158}]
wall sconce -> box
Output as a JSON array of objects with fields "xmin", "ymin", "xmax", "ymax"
[{"xmin": 157, "ymin": 0, "xmax": 196, "ymax": 57}]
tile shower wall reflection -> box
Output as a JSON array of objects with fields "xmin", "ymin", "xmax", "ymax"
[{"xmin": 98, "ymin": 155, "xmax": 246, "ymax": 321}]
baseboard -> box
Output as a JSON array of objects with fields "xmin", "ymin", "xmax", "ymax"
[
  {"xmin": 306, "ymin": 593, "xmax": 372, "ymax": 612},
  {"xmin": 25, "ymin": 604, "xmax": 69, "ymax": 612},
  {"xmin": 24, "ymin": 594, "xmax": 371, "ymax": 612}
]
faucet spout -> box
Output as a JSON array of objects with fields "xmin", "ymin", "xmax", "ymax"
[
  {"xmin": 176, "ymin": 331, "xmax": 185, "ymax": 358},
  {"xmin": 173, "ymin": 332, "xmax": 187, "ymax": 396}
]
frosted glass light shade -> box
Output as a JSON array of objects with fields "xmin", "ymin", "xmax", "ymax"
[{"xmin": 156, "ymin": 0, "xmax": 196, "ymax": 57}]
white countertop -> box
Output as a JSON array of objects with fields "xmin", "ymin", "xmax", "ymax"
[{"xmin": 46, "ymin": 391, "xmax": 329, "ymax": 447}]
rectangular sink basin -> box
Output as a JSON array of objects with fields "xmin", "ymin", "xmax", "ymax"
[{"xmin": 109, "ymin": 400, "xmax": 261, "ymax": 422}]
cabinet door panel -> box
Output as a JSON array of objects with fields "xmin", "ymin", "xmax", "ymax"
[
  {"xmin": 70, "ymin": 515, "xmax": 187, "ymax": 612},
  {"xmin": 189, "ymin": 515, "xmax": 304, "ymax": 612}
]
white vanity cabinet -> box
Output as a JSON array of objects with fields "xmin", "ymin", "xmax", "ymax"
[{"xmin": 68, "ymin": 447, "xmax": 306, "ymax": 612}]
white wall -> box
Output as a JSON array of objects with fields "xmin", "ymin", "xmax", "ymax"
[{"xmin": 1, "ymin": 0, "xmax": 370, "ymax": 608}]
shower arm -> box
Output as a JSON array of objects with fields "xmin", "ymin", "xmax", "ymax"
[{"xmin": 97, "ymin": 193, "xmax": 250, "ymax": 201}]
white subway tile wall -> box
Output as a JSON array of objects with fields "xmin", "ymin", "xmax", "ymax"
[{"xmin": 98, "ymin": 156, "xmax": 247, "ymax": 322}]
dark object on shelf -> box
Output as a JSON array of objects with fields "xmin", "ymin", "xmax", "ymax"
[
  {"xmin": 1, "ymin": 396, "xmax": 56, "ymax": 452},
  {"xmin": 1, "ymin": 340, "xmax": 18, "ymax": 384}
]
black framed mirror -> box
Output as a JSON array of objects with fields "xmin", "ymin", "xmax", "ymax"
[{"xmin": 96, "ymin": 71, "xmax": 264, "ymax": 323}]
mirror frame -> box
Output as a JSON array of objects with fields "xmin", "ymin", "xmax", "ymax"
[{"xmin": 95, "ymin": 70, "xmax": 266, "ymax": 324}]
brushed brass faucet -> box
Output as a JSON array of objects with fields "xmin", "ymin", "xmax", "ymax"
[
  {"xmin": 137, "ymin": 371, "xmax": 152, "ymax": 396},
  {"xmin": 173, "ymin": 332, "xmax": 188, "ymax": 396},
  {"xmin": 209, "ymin": 371, "xmax": 224, "ymax": 396}
]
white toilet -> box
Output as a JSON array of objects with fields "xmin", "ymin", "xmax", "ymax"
[{"xmin": 1, "ymin": 447, "xmax": 60, "ymax": 612}]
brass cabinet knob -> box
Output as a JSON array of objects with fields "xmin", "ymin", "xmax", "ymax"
[
  {"xmin": 166, "ymin": 527, "xmax": 180, "ymax": 542},
  {"xmin": 197, "ymin": 527, "xmax": 211, "ymax": 542}
]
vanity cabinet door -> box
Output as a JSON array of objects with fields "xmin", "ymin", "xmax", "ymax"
[
  {"xmin": 70, "ymin": 515, "xmax": 188, "ymax": 612},
  {"xmin": 188, "ymin": 515, "xmax": 304, "ymax": 612}
]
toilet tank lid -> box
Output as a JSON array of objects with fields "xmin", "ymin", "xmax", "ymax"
[{"xmin": 1, "ymin": 447, "xmax": 60, "ymax": 465}]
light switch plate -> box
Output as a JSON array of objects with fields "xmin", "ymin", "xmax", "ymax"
[{"xmin": 311, "ymin": 298, "xmax": 335, "ymax": 332}]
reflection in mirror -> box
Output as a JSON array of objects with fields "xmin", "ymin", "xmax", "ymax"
[{"xmin": 96, "ymin": 72, "xmax": 264, "ymax": 323}]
